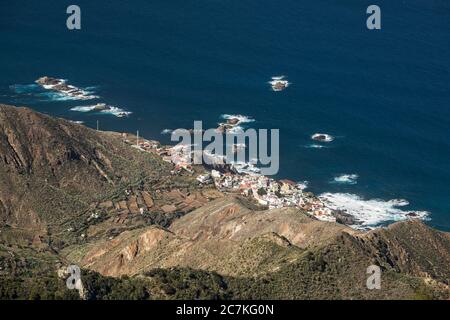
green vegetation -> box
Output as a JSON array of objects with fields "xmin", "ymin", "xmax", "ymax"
[
  {"xmin": 257, "ymin": 188, "xmax": 267, "ymax": 196},
  {"xmin": 144, "ymin": 268, "xmax": 230, "ymax": 300}
]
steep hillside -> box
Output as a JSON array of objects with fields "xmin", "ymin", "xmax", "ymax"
[
  {"xmin": 0, "ymin": 104, "xmax": 207, "ymax": 249},
  {"xmin": 64, "ymin": 196, "xmax": 351, "ymax": 277},
  {"xmin": 64, "ymin": 196, "xmax": 450, "ymax": 299},
  {"xmin": 0, "ymin": 104, "xmax": 449, "ymax": 300},
  {"xmin": 228, "ymin": 220, "xmax": 450, "ymax": 299}
]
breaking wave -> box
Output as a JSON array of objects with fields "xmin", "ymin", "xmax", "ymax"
[
  {"xmin": 70, "ymin": 103, "xmax": 132, "ymax": 118},
  {"xmin": 318, "ymin": 193, "xmax": 429, "ymax": 229},
  {"xmin": 37, "ymin": 77, "xmax": 99, "ymax": 101},
  {"xmin": 10, "ymin": 80, "xmax": 99, "ymax": 101},
  {"xmin": 100, "ymin": 106, "xmax": 131, "ymax": 117},
  {"xmin": 221, "ymin": 114, "xmax": 255, "ymax": 124},
  {"xmin": 268, "ymin": 76, "xmax": 290, "ymax": 91},
  {"xmin": 331, "ymin": 174, "xmax": 359, "ymax": 185},
  {"xmin": 304, "ymin": 144, "xmax": 327, "ymax": 149},
  {"xmin": 161, "ymin": 129, "xmax": 173, "ymax": 135},
  {"xmin": 70, "ymin": 105, "xmax": 97, "ymax": 112},
  {"xmin": 311, "ymin": 133, "xmax": 334, "ymax": 142},
  {"xmin": 296, "ymin": 181, "xmax": 309, "ymax": 190}
]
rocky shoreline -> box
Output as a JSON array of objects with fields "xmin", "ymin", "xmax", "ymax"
[
  {"xmin": 125, "ymin": 130, "xmax": 397, "ymax": 229},
  {"xmin": 0, "ymin": 104, "xmax": 448, "ymax": 301},
  {"xmin": 216, "ymin": 116, "xmax": 247, "ymax": 133},
  {"xmin": 35, "ymin": 76, "xmax": 99, "ymax": 100},
  {"xmin": 120, "ymin": 119, "xmax": 432, "ymax": 230}
]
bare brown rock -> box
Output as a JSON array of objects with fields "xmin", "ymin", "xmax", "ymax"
[{"xmin": 141, "ymin": 191, "xmax": 154, "ymax": 208}]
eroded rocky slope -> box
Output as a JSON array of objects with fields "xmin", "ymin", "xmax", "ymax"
[{"xmin": 0, "ymin": 104, "xmax": 449, "ymax": 300}]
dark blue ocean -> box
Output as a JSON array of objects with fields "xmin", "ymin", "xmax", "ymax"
[{"xmin": 1, "ymin": 0, "xmax": 449, "ymax": 230}]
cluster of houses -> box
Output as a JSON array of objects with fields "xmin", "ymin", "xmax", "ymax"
[
  {"xmin": 167, "ymin": 144, "xmax": 196, "ymax": 174},
  {"xmin": 125, "ymin": 134, "xmax": 195, "ymax": 174},
  {"xmin": 124, "ymin": 133, "xmax": 336, "ymax": 223},
  {"xmin": 197, "ymin": 170, "xmax": 336, "ymax": 222}
]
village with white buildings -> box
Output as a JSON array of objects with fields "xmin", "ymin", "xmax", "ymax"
[
  {"xmin": 124, "ymin": 132, "xmax": 338, "ymax": 224},
  {"xmin": 197, "ymin": 170, "xmax": 336, "ymax": 223}
]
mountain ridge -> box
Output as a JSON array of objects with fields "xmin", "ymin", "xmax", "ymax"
[{"xmin": 0, "ymin": 104, "xmax": 449, "ymax": 300}]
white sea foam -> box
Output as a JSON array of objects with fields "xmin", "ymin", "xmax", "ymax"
[
  {"xmin": 331, "ymin": 174, "xmax": 359, "ymax": 185},
  {"xmin": 36, "ymin": 77, "xmax": 99, "ymax": 100},
  {"xmin": 268, "ymin": 76, "xmax": 290, "ymax": 91},
  {"xmin": 216, "ymin": 114, "xmax": 255, "ymax": 134},
  {"xmin": 226, "ymin": 125, "xmax": 245, "ymax": 133},
  {"xmin": 318, "ymin": 193, "xmax": 429, "ymax": 229},
  {"xmin": 311, "ymin": 133, "xmax": 334, "ymax": 142},
  {"xmin": 305, "ymin": 144, "xmax": 327, "ymax": 149},
  {"xmin": 161, "ymin": 129, "xmax": 173, "ymax": 135},
  {"xmin": 296, "ymin": 181, "xmax": 309, "ymax": 190},
  {"xmin": 231, "ymin": 161, "xmax": 261, "ymax": 175},
  {"xmin": 71, "ymin": 103, "xmax": 131, "ymax": 118},
  {"xmin": 84, "ymin": 86, "xmax": 99, "ymax": 91},
  {"xmin": 10, "ymin": 83, "xmax": 81, "ymax": 102},
  {"xmin": 221, "ymin": 114, "xmax": 255, "ymax": 124},
  {"xmin": 100, "ymin": 106, "xmax": 132, "ymax": 117},
  {"xmin": 70, "ymin": 105, "xmax": 97, "ymax": 112}
]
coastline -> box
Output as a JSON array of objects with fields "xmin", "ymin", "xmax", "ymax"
[
  {"xmin": 3, "ymin": 73, "xmax": 437, "ymax": 231},
  {"xmin": 116, "ymin": 127, "xmax": 428, "ymax": 231},
  {"xmin": 1, "ymin": 0, "xmax": 450, "ymax": 301},
  {"xmin": 4, "ymin": 75, "xmax": 442, "ymax": 230}
]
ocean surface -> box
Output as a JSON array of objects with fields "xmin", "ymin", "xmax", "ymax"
[{"xmin": 1, "ymin": 0, "xmax": 449, "ymax": 230}]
